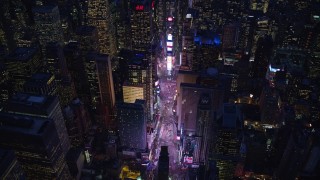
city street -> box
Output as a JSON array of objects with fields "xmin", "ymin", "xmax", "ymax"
[{"xmin": 147, "ymin": 17, "xmax": 188, "ymax": 178}]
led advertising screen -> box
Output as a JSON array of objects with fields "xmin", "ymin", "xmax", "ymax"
[
  {"xmin": 184, "ymin": 156, "xmax": 193, "ymax": 164},
  {"xmin": 167, "ymin": 47, "xmax": 172, "ymax": 52},
  {"xmin": 167, "ymin": 56, "xmax": 172, "ymax": 71},
  {"xmin": 167, "ymin": 34, "xmax": 173, "ymax": 41},
  {"xmin": 167, "ymin": 41, "xmax": 173, "ymax": 47}
]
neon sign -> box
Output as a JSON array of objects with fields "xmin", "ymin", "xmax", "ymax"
[
  {"xmin": 135, "ymin": 5, "xmax": 144, "ymax": 11},
  {"xmin": 167, "ymin": 17, "xmax": 173, "ymax": 21}
]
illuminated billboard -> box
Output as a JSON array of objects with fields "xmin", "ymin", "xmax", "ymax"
[
  {"xmin": 167, "ymin": 34, "xmax": 173, "ymax": 41},
  {"xmin": 167, "ymin": 47, "xmax": 172, "ymax": 52},
  {"xmin": 167, "ymin": 41, "xmax": 173, "ymax": 47},
  {"xmin": 184, "ymin": 156, "xmax": 193, "ymax": 164},
  {"xmin": 268, "ymin": 64, "xmax": 282, "ymax": 72},
  {"xmin": 135, "ymin": 5, "xmax": 144, "ymax": 11},
  {"xmin": 167, "ymin": 56, "xmax": 172, "ymax": 71}
]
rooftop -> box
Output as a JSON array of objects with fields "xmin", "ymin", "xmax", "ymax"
[
  {"xmin": 5, "ymin": 93, "xmax": 58, "ymax": 116},
  {"xmin": 24, "ymin": 73, "xmax": 55, "ymax": 87},
  {"xmin": 0, "ymin": 149, "xmax": 16, "ymax": 176},
  {"xmin": 116, "ymin": 102, "xmax": 145, "ymax": 111},
  {"xmin": 86, "ymin": 52, "xmax": 109, "ymax": 63},
  {"xmin": 0, "ymin": 112, "xmax": 52, "ymax": 135},
  {"xmin": 32, "ymin": 5, "xmax": 58, "ymax": 14},
  {"xmin": 5, "ymin": 47, "xmax": 38, "ymax": 62},
  {"xmin": 75, "ymin": 26, "xmax": 97, "ymax": 36}
]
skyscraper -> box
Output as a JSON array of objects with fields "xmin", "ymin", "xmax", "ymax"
[
  {"xmin": 4, "ymin": 93, "xmax": 70, "ymax": 155},
  {"xmin": 75, "ymin": 26, "xmax": 99, "ymax": 53},
  {"xmin": 64, "ymin": 41, "xmax": 90, "ymax": 102},
  {"xmin": 158, "ymin": 146, "xmax": 169, "ymax": 180},
  {"xmin": 0, "ymin": 149, "xmax": 25, "ymax": 179},
  {"xmin": 130, "ymin": 1, "xmax": 154, "ymax": 51},
  {"xmin": 222, "ymin": 23, "xmax": 240, "ymax": 50},
  {"xmin": 119, "ymin": 50, "xmax": 153, "ymax": 123},
  {"xmin": 211, "ymin": 103, "xmax": 242, "ymax": 180},
  {"xmin": 33, "ymin": 5, "xmax": 64, "ymax": 55},
  {"xmin": 87, "ymin": 0, "xmax": 117, "ymax": 55},
  {"xmin": 0, "ymin": 63, "xmax": 9, "ymax": 109},
  {"xmin": 63, "ymin": 98, "xmax": 91, "ymax": 147},
  {"xmin": 23, "ymin": 72, "xmax": 57, "ymax": 96},
  {"xmin": 4, "ymin": 47, "xmax": 41, "ymax": 92},
  {"xmin": 45, "ymin": 41, "xmax": 69, "ymax": 80},
  {"xmin": 195, "ymin": 94, "xmax": 214, "ymax": 164},
  {"xmin": 177, "ymin": 83, "xmax": 223, "ymax": 134},
  {"xmin": 116, "ymin": 100, "xmax": 147, "ymax": 150},
  {"xmin": 96, "ymin": 54, "xmax": 115, "ymax": 112},
  {"xmin": 0, "ymin": 112, "xmax": 71, "ymax": 179},
  {"xmin": 46, "ymin": 41, "xmax": 77, "ymax": 106},
  {"xmin": 0, "ymin": 0, "xmax": 29, "ymax": 51},
  {"xmin": 84, "ymin": 53, "xmax": 115, "ymax": 128}
]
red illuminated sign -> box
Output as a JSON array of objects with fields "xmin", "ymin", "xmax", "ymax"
[
  {"xmin": 135, "ymin": 5, "xmax": 144, "ymax": 11},
  {"xmin": 168, "ymin": 17, "xmax": 173, "ymax": 21},
  {"xmin": 152, "ymin": 1, "xmax": 155, "ymax": 9},
  {"xmin": 184, "ymin": 156, "xmax": 193, "ymax": 164}
]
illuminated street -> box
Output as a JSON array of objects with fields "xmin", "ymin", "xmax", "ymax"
[{"xmin": 147, "ymin": 10, "xmax": 188, "ymax": 178}]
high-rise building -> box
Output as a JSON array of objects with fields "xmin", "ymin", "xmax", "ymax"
[
  {"xmin": 46, "ymin": 41, "xmax": 77, "ymax": 106},
  {"xmin": 193, "ymin": 31, "xmax": 220, "ymax": 71},
  {"xmin": 66, "ymin": 148, "xmax": 85, "ymax": 180},
  {"xmin": 4, "ymin": 47, "xmax": 41, "ymax": 92},
  {"xmin": 4, "ymin": 93, "xmax": 70, "ymax": 155},
  {"xmin": 177, "ymin": 83, "xmax": 223, "ymax": 134},
  {"xmin": 85, "ymin": 53, "xmax": 100, "ymax": 110},
  {"xmin": 95, "ymin": 53, "xmax": 116, "ymax": 128},
  {"xmin": 119, "ymin": 50, "xmax": 153, "ymax": 123},
  {"xmin": 195, "ymin": 94, "xmax": 214, "ymax": 165},
  {"xmin": 75, "ymin": 26, "xmax": 99, "ymax": 53},
  {"xmin": 0, "ymin": 63, "xmax": 9, "ymax": 109},
  {"xmin": 180, "ymin": 16, "xmax": 195, "ymax": 69},
  {"xmin": 250, "ymin": 0, "xmax": 270, "ymax": 13},
  {"xmin": 0, "ymin": 112, "xmax": 71, "ymax": 179},
  {"xmin": 0, "ymin": 0, "xmax": 29, "ymax": 51},
  {"xmin": 250, "ymin": 18, "xmax": 271, "ymax": 60},
  {"xmin": 116, "ymin": 100, "xmax": 146, "ymax": 150},
  {"xmin": 84, "ymin": 53, "xmax": 115, "ymax": 128},
  {"xmin": 87, "ymin": 0, "xmax": 117, "ymax": 55},
  {"xmin": 114, "ymin": 1, "xmax": 132, "ymax": 50},
  {"xmin": 116, "ymin": 18, "xmax": 132, "ymax": 50},
  {"xmin": 276, "ymin": 128, "xmax": 320, "ymax": 179},
  {"xmin": 63, "ymin": 98, "xmax": 92, "ymax": 147},
  {"xmin": 96, "ymin": 54, "xmax": 115, "ymax": 111},
  {"xmin": 33, "ymin": 5, "xmax": 64, "ymax": 55},
  {"xmin": 122, "ymin": 82, "xmax": 144, "ymax": 103},
  {"xmin": 23, "ymin": 72, "xmax": 57, "ymax": 95},
  {"xmin": 130, "ymin": 1, "xmax": 154, "ymax": 52},
  {"xmin": 45, "ymin": 42, "xmax": 69, "ymax": 80},
  {"xmin": 64, "ymin": 42, "xmax": 90, "ymax": 102},
  {"xmin": 309, "ymin": 22, "xmax": 320, "ymax": 77},
  {"xmin": 158, "ymin": 146, "xmax": 169, "ymax": 180},
  {"xmin": 259, "ymin": 87, "xmax": 282, "ymax": 126},
  {"xmin": 211, "ymin": 103, "xmax": 242, "ymax": 180},
  {"xmin": 0, "ymin": 149, "xmax": 25, "ymax": 179},
  {"xmin": 222, "ymin": 23, "xmax": 240, "ymax": 50},
  {"xmin": 251, "ymin": 34, "xmax": 273, "ymax": 78}
]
